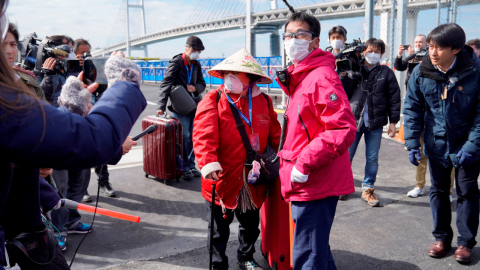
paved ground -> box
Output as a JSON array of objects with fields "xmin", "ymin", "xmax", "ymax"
[{"xmin": 62, "ymin": 84, "xmax": 480, "ymax": 269}]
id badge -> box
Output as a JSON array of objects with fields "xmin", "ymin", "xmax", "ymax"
[{"xmin": 249, "ymin": 133, "xmax": 260, "ymax": 151}]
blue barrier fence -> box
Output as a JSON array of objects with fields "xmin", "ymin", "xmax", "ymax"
[{"xmin": 137, "ymin": 56, "xmax": 283, "ymax": 89}]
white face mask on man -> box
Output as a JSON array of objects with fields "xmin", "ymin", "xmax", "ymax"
[
  {"xmin": 330, "ymin": 39, "xmax": 344, "ymax": 50},
  {"xmin": 224, "ymin": 73, "xmax": 248, "ymax": 94},
  {"xmin": 364, "ymin": 52, "xmax": 381, "ymax": 65},
  {"xmin": 189, "ymin": 51, "xmax": 200, "ymax": 60},
  {"xmin": 284, "ymin": 38, "xmax": 316, "ymax": 64}
]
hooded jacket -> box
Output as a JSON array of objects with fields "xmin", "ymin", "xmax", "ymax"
[
  {"xmin": 193, "ymin": 85, "xmax": 281, "ymax": 209},
  {"xmin": 403, "ymin": 45, "xmax": 480, "ymax": 168},
  {"xmin": 347, "ymin": 61, "xmax": 401, "ymax": 130},
  {"xmin": 275, "ymin": 48, "xmax": 357, "ymax": 203},
  {"xmin": 158, "ymin": 53, "xmax": 206, "ymax": 114}
]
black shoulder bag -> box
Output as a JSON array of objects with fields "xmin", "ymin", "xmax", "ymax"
[{"xmin": 217, "ymin": 90, "xmax": 279, "ymax": 185}]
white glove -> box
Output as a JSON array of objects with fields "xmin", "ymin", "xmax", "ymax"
[{"xmin": 291, "ymin": 166, "xmax": 308, "ymax": 183}]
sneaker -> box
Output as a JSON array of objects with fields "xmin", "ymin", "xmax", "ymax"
[
  {"xmin": 362, "ymin": 188, "xmax": 380, "ymax": 207},
  {"xmin": 407, "ymin": 187, "xmax": 424, "ymax": 198},
  {"xmin": 68, "ymin": 222, "xmax": 93, "ymax": 234},
  {"xmin": 183, "ymin": 170, "xmax": 194, "ymax": 180},
  {"xmin": 190, "ymin": 168, "xmax": 201, "ymax": 177},
  {"xmin": 339, "ymin": 195, "xmax": 348, "ymax": 200},
  {"xmin": 238, "ymin": 259, "xmax": 263, "ymax": 270},
  {"xmin": 82, "ymin": 191, "xmax": 92, "ymax": 203},
  {"xmin": 450, "ymin": 195, "xmax": 453, "ymax": 203},
  {"xmin": 100, "ymin": 180, "xmax": 116, "ymax": 197},
  {"xmin": 56, "ymin": 235, "xmax": 66, "ymax": 251}
]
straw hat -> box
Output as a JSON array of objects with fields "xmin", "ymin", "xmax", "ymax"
[{"xmin": 208, "ymin": 48, "xmax": 273, "ymax": 84}]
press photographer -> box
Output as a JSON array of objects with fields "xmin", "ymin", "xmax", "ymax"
[
  {"xmin": 394, "ymin": 34, "xmax": 427, "ymax": 85},
  {"xmin": 36, "ymin": 35, "xmax": 72, "ymax": 107}
]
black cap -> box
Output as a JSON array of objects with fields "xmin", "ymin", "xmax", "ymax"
[{"xmin": 186, "ymin": 36, "xmax": 205, "ymax": 51}]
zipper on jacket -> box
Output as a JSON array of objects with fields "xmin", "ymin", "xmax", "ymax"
[{"xmin": 297, "ymin": 104, "xmax": 311, "ymax": 143}]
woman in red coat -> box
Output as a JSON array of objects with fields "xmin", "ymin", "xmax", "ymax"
[{"xmin": 193, "ymin": 48, "xmax": 281, "ymax": 270}]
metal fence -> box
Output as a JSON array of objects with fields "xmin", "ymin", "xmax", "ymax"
[{"xmin": 137, "ymin": 56, "xmax": 283, "ymax": 91}]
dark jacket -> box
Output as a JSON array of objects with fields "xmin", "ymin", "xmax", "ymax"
[
  {"xmin": 0, "ymin": 81, "xmax": 146, "ymax": 265},
  {"xmin": 157, "ymin": 53, "xmax": 206, "ymax": 113},
  {"xmin": 403, "ymin": 46, "xmax": 480, "ymax": 168},
  {"xmin": 394, "ymin": 54, "xmax": 418, "ymax": 85},
  {"xmin": 39, "ymin": 72, "xmax": 67, "ymax": 104},
  {"xmin": 347, "ymin": 62, "xmax": 401, "ymax": 130}
]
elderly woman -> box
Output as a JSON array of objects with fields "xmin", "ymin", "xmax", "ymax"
[{"xmin": 193, "ymin": 49, "xmax": 281, "ymax": 270}]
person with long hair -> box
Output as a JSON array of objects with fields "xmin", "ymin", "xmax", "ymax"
[{"xmin": 0, "ymin": 1, "xmax": 146, "ymax": 268}]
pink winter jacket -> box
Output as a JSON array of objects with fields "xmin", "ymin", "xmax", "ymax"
[{"xmin": 276, "ymin": 48, "xmax": 357, "ymax": 202}]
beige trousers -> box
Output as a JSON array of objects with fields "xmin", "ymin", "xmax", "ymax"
[{"xmin": 417, "ymin": 136, "xmax": 454, "ymax": 194}]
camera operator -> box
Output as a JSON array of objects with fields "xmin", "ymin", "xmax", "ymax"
[
  {"xmin": 71, "ymin": 38, "xmax": 116, "ymax": 200},
  {"xmin": 394, "ymin": 34, "xmax": 427, "ymax": 84},
  {"xmin": 344, "ymin": 38, "xmax": 401, "ymax": 204},
  {"xmin": 3, "ymin": 22, "xmax": 46, "ymax": 101},
  {"xmin": 325, "ymin": 25, "xmax": 347, "ymax": 54},
  {"xmin": 38, "ymin": 35, "xmax": 71, "ymax": 107},
  {"xmin": 466, "ymin": 39, "xmax": 480, "ymax": 58}
]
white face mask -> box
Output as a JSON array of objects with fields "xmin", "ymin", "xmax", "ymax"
[
  {"xmin": 0, "ymin": 12, "xmax": 8, "ymax": 41},
  {"xmin": 330, "ymin": 39, "xmax": 344, "ymax": 50},
  {"xmin": 189, "ymin": 51, "xmax": 200, "ymax": 60},
  {"xmin": 224, "ymin": 73, "xmax": 247, "ymax": 94},
  {"xmin": 365, "ymin": 52, "xmax": 381, "ymax": 65},
  {"xmin": 284, "ymin": 38, "xmax": 316, "ymax": 64}
]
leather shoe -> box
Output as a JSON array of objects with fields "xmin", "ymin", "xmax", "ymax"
[
  {"xmin": 454, "ymin": 246, "xmax": 472, "ymax": 263},
  {"xmin": 428, "ymin": 241, "xmax": 451, "ymax": 258}
]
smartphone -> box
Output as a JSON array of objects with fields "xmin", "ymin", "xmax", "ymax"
[
  {"xmin": 83, "ymin": 57, "xmax": 109, "ymax": 85},
  {"xmin": 402, "ymin": 45, "xmax": 410, "ymax": 50}
]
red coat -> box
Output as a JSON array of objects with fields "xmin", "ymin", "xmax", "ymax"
[
  {"xmin": 276, "ymin": 48, "xmax": 357, "ymax": 202},
  {"xmin": 193, "ymin": 86, "xmax": 281, "ymax": 209}
]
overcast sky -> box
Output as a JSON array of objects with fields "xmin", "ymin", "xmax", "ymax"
[{"xmin": 7, "ymin": 0, "xmax": 480, "ymax": 60}]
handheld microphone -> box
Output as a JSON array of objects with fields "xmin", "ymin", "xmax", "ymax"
[{"xmin": 132, "ymin": 124, "xmax": 158, "ymax": 141}]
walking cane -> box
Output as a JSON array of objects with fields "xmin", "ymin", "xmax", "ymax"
[{"xmin": 209, "ymin": 183, "xmax": 216, "ymax": 270}]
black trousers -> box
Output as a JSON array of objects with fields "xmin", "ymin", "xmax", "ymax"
[
  {"xmin": 205, "ymin": 200, "xmax": 260, "ymax": 270},
  {"xmin": 94, "ymin": 164, "xmax": 109, "ymax": 182},
  {"xmin": 429, "ymin": 159, "xmax": 480, "ymax": 248}
]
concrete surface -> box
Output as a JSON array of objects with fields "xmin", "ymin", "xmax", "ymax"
[{"xmin": 61, "ymin": 84, "xmax": 479, "ymax": 270}]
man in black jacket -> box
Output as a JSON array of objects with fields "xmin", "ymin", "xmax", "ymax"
[
  {"xmin": 157, "ymin": 36, "xmax": 206, "ymax": 179},
  {"xmin": 345, "ymin": 38, "xmax": 401, "ymax": 205},
  {"xmin": 394, "ymin": 34, "xmax": 427, "ymax": 84}
]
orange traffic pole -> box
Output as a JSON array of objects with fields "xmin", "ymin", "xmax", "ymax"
[{"xmin": 61, "ymin": 199, "xmax": 141, "ymax": 223}]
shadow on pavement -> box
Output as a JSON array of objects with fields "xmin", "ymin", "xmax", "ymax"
[{"xmin": 333, "ymin": 250, "xmax": 421, "ymax": 269}]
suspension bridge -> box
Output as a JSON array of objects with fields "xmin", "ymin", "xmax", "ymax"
[{"xmin": 91, "ymin": 0, "xmax": 480, "ymax": 59}]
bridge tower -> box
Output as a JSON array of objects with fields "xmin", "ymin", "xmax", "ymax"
[
  {"xmin": 246, "ymin": 0, "xmax": 281, "ymax": 57},
  {"xmin": 126, "ymin": 0, "xmax": 148, "ymax": 57}
]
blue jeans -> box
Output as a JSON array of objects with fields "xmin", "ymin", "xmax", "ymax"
[
  {"xmin": 172, "ymin": 112, "xmax": 196, "ymax": 171},
  {"xmin": 51, "ymin": 168, "xmax": 91, "ymax": 236},
  {"xmin": 291, "ymin": 197, "xmax": 339, "ymax": 270},
  {"xmin": 348, "ymin": 124, "xmax": 383, "ymax": 189}
]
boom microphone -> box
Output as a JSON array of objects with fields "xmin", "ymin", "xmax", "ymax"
[{"xmin": 132, "ymin": 124, "xmax": 158, "ymax": 141}]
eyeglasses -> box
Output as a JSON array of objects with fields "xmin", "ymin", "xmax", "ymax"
[{"xmin": 282, "ymin": 30, "xmax": 317, "ymax": 41}]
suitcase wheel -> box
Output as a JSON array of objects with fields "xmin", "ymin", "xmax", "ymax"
[
  {"xmin": 144, "ymin": 173, "xmax": 149, "ymax": 178},
  {"xmin": 163, "ymin": 179, "xmax": 168, "ymax": 185},
  {"xmin": 176, "ymin": 177, "xmax": 180, "ymax": 182}
]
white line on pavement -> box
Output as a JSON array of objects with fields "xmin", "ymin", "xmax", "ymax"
[{"xmin": 147, "ymin": 101, "xmax": 157, "ymax": 106}]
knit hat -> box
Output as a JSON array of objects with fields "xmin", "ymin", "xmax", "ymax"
[{"xmin": 208, "ymin": 48, "xmax": 273, "ymax": 84}]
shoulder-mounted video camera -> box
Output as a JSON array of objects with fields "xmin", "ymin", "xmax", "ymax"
[
  {"xmin": 414, "ymin": 47, "xmax": 429, "ymax": 62},
  {"xmin": 334, "ymin": 38, "xmax": 365, "ymax": 73},
  {"xmin": 16, "ymin": 32, "xmax": 71, "ymax": 75}
]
